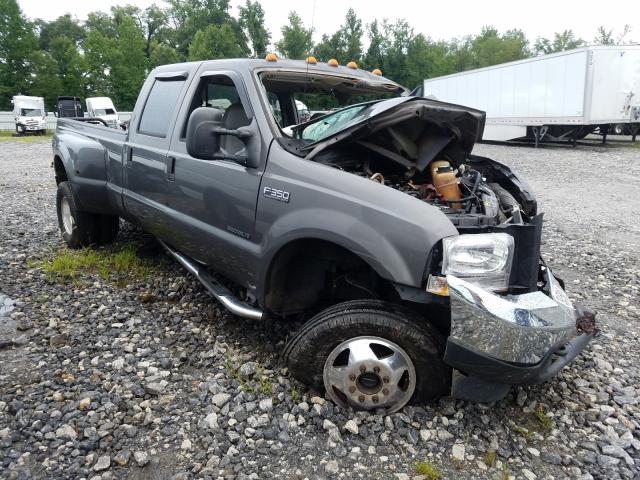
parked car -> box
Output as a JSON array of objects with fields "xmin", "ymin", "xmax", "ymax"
[
  {"xmin": 51, "ymin": 58, "xmax": 596, "ymax": 412},
  {"xmin": 12, "ymin": 95, "xmax": 46, "ymax": 134},
  {"xmin": 86, "ymin": 97, "xmax": 120, "ymax": 128}
]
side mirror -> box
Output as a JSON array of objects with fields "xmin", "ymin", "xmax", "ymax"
[
  {"xmin": 186, "ymin": 107, "xmax": 223, "ymax": 160},
  {"xmin": 186, "ymin": 107, "xmax": 256, "ymax": 166}
]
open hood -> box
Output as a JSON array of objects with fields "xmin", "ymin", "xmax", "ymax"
[{"xmin": 301, "ymin": 97, "xmax": 486, "ymax": 170}]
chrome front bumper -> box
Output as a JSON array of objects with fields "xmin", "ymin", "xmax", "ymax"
[{"xmin": 447, "ymin": 265, "xmax": 586, "ymax": 364}]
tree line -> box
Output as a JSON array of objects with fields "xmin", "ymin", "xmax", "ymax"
[{"xmin": 0, "ymin": 0, "xmax": 633, "ymax": 111}]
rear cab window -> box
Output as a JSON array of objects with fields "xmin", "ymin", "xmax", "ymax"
[{"xmin": 138, "ymin": 79, "xmax": 186, "ymax": 137}]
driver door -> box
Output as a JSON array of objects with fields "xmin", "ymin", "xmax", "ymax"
[{"xmin": 165, "ymin": 71, "xmax": 263, "ymax": 285}]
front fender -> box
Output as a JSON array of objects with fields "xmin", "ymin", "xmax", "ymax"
[{"xmin": 255, "ymin": 145, "xmax": 459, "ymax": 295}]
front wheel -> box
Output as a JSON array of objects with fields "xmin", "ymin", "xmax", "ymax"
[{"xmin": 283, "ymin": 300, "xmax": 449, "ymax": 413}]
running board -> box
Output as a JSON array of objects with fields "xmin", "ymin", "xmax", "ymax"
[{"xmin": 158, "ymin": 240, "xmax": 263, "ymax": 321}]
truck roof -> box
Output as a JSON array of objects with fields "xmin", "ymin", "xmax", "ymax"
[{"xmin": 151, "ymin": 57, "xmax": 403, "ymax": 89}]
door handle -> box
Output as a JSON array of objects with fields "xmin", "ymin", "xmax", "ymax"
[
  {"xmin": 167, "ymin": 156, "xmax": 176, "ymax": 181},
  {"xmin": 125, "ymin": 145, "xmax": 132, "ymax": 168}
]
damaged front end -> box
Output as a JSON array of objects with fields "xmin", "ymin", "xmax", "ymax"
[{"xmin": 289, "ymin": 96, "xmax": 595, "ymax": 401}]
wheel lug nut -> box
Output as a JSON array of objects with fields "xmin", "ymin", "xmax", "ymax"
[
  {"xmin": 349, "ymin": 386, "xmax": 356, "ymax": 393},
  {"xmin": 359, "ymin": 365, "xmax": 366, "ymax": 373},
  {"xmin": 349, "ymin": 374, "xmax": 356, "ymax": 381},
  {"xmin": 372, "ymin": 396, "xmax": 379, "ymax": 403},
  {"xmin": 382, "ymin": 388, "xmax": 389, "ymax": 395},
  {"xmin": 358, "ymin": 395, "xmax": 365, "ymax": 403},
  {"xmin": 383, "ymin": 376, "xmax": 390, "ymax": 383},
  {"xmin": 373, "ymin": 366, "xmax": 380, "ymax": 373}
]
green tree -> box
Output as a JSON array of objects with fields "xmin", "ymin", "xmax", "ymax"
[
  {"xmin": 362, "ymin": 20, "xmax": 385, "ymax": 71},
  {"xmin": 314, "ymin": 8, "xmax": 362, "ymax": 65},
  {"xmin": 534, "ymin": 30, "xmax": 584, "ymax": 55},
  {"xmin": 83, "ymin": 11, "xmax": 147, "ymax": 109},
  {"xmin": 239, "ymin": 0, "xmax": 270, "ymax": 58},
  {"xmin": 36, "ymin": 14, "xmax": 85, "ymax": 51},
  {"xmin": 168, "ymin": 0, "xmax": 247, "ymax": 58},
  {"xmin": 275, "ymin": 11, "xmax": 313, "ymax": 59},
  {"xmin": 188, "ymin": 23, "xmax": 246, "ymax": 60},
  {"xmin": 29, "ymin": 51, "xmax": 63, "ymax": 108},
  {"xmin": 471, "ymin": 26, "xmax": 529, "ymax": 68},
  {"xmin": 49, "ymin": 36, "xmax": 85, "ymax": 96},
  {"xmin": 0, "ymin": 0, "xmax": 38, "ymax": 109}
]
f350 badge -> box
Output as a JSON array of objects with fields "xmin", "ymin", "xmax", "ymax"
[{"xmin": 263, "ymin": 186, "xmax": 290, "ymax": 203}]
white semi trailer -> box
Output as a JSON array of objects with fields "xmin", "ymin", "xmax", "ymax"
[
  {"xmin": 422, "ymin": 46, "xmax": 640, "ymax": 145},
  {"xmin": 12, "ymin": 95, "xmax": 47, "ymax": 134}
]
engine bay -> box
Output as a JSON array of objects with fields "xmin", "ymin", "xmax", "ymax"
[{"xmin": 314, "ymin": 146, "xmax": 530, "ymax": 229}]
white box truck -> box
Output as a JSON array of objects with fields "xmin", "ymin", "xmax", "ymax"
[
  {"xmin": 422, "ymin": 46, "xmax": 640, "ymax": 144},
  {"xmin": 85, "ymin": 97, "xmax": 119, "ymax": 128},
  {"xmin": 12, "ymin": 95, "xmax": 47, "ymax": 135}
]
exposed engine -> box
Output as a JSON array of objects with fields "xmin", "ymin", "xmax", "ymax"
[{"xmin": 314, "ymin": 150, "xmax": 526, "ymax": 229}]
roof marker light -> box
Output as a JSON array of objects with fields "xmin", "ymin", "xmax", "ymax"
[
  {"xmin": 265, "ymin": 53, "xmax": 277, "ymax": 62},
  {"xmin": 372, "ymin": 68, "xmax": 382, "ymax": 76},
  {"xmin": 346, "ymin": 61, "xmax": 358, "ymax": 69},
  {"xmin": 306, "ymin": 56, "xmax": 317, "ymax": 64},
  {"xmin": 327, "ymin": 58, "xmax": 339, "ymax": 67}
]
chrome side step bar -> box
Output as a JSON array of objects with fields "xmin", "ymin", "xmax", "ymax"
[{"xmin": 158, "ymin": 240, "xmax": 263, "ymax": 321}]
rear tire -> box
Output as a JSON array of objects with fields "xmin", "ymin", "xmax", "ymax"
[
  {"xmin": 56, "ymin": 181, "xmax": 119, "ymax": 248},
  {"xmin": 283, "ymin": 300, "xmax": 449, "ymax": 412}
]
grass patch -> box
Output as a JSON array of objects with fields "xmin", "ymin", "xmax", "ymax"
[
  {"xmin": 534, "ymin": 404, "xmax": 553, "ymax": 430},
  {"xmin": 511, "ymin": 423, "xmax": 533, "ymax": 440},
  {"xmin": 0, "ymin": 130, "xmax": 53, "ymax": 142},
  {"xmin": 35, "ymin": 243, "xmax": 157, "ymax": 281},
  {"xmin": 224, "ymin": 356, "xmax": 274, "ymax": 397},
  {"xmin": 414, "ymin": 460, "xmax": 442, "ymax": 480}
]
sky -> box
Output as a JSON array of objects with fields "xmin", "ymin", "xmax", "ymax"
[{"xmin": 17, "ymin": 0, "xmax": 640, "ymax": 46}]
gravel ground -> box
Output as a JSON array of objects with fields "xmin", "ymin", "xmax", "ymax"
[{"xmin": 1, "ymin": 139, "xmax": 639, "ymax": 480}]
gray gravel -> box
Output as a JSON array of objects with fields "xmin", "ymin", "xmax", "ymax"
[{"xmin": 1, "ymin": 139, "xmax": 639, "ymax": 480}]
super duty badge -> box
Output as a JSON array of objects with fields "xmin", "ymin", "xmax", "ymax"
[{"xmin": 263, "ymin": 186, "xmax": 290, "ymax": 203}]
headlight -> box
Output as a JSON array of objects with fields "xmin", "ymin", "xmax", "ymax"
[{"xmin": 442, "ymin": 233, "xmax": 514, "ymax": 291}]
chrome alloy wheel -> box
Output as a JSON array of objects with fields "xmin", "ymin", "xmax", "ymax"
[
  {"xmin": 323, "ymin": 336, "xmax": 416, "ymax": 413},
  {"xmin": 60, "ymin": 197, "xmax": 75, "ymax": 235}
]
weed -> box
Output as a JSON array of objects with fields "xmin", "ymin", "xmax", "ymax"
[
  {"xmin": 501, "ymin": 461, "xmax": 510, "ymax": 480},
  {"xmin": 259, "ymin": 376, "xmax": 273, "ymax": 396},
  {"xmin": 414, "ymin": 460, "xmax": 442, "ymax": 480},
  {"xmin": 534, "ymin": 404, "xmax": 553, "ymax": 430},
  {"xmin": 511, "ymin": 424, "xmax": 533, "ymax": 440},
  {"xmin": 484, "ymin": 449, "xmax": 496, "ymax": 467},
  {"xmin": 290, "ymin": 384, "xmax": 300, "ymax": 403}
]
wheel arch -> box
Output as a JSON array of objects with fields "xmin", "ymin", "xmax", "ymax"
[{"xmin": 261, "ymin": 237, "xmax": 402, "ymax": 316}]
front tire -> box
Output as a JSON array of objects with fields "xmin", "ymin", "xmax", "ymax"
[
  {"xmin": 283, "ymin": 300, "xmax": 449, "ymax": 413},
  {"xmin": 56, "ymin": 181, "xmax": 119, "ymax": 248}
]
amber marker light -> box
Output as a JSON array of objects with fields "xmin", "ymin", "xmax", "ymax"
[
  {"xmin": 346, "ymin": 61, "xmax": 358, "ymax": 69},
  {"xmin": 372, "ymin": 68, "xmax": 382, "ymax": 76},
  {"xmin": 265, "ymin": 53, "xmax": 277, "ymax": 62},
  {"xmin": 306, "ymin": 56, "xmax": 317, "ymax": 64},
  {"xmin": 327, "ymin": 58, "xmax": 339, "ymax": 67}
]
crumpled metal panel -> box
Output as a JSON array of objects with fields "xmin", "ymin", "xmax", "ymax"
[{"xmin": 448, "ymin": 272, "xmax": 577, "ymax": 364}]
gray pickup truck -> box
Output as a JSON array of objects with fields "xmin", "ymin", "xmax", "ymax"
[{"xmin": 52, "ymin": 58, "xmax": 596, "ymax": 412}]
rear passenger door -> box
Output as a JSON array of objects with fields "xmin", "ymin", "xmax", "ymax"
[{"xmin": 123, "ymin": 73, "xmax": 189, "ymax": 235}]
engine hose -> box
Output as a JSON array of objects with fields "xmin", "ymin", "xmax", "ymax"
[{"xmin": 464, "ymin": 171, "xmax": 482, "ymax": 213}]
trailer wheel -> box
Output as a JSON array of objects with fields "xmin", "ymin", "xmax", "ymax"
[
  {"xmin": 283, "ymin": 300, "xmax": 449, "ymax": 412},
  {"xmin": 56, "ymin": 182, "xmax": 119, "ymax": 248}
]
